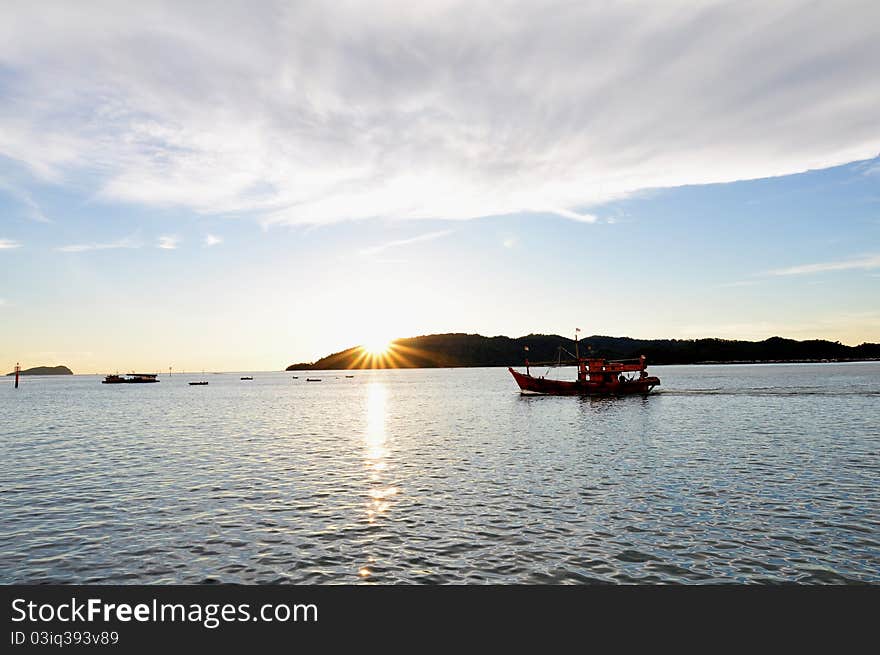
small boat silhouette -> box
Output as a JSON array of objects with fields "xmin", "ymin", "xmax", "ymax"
[
  {"xmin": 306, "ymin": 378, "xmax": 322, "ymax": 382},
  {"xmin": 189, "ymin": 381, "xmax": 208, "ymax": 386},
  {"xmin": 102, "ymin": 373, "xmax": 159, "ymax": 384},
  {"xmin": 240, "ymin": 376, "xmax": 253, "ymax": 380}
]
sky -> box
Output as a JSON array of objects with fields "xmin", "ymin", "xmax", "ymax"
[{"xmin": 1, "ymin": 0, "xmax": 878, "ymax": 373}]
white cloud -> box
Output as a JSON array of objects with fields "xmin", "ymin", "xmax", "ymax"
[
  {"xmin": 359, "ymin": 229, "xmax": 453, "ymax": 256},
  {"xmin": 0, "ymin": 1, "xmax": 878, "ymax": 225},
  {"xmin": 549, "ymin": 209, "xmax": 599, "ymax": 224},
  {"xmin": 157, "ymin": 235, "xmax": 179, "ymax": 249},
  {"xmin": 56, "ymin": 236, "xmax": 140, "ymax": 252},
  {"xmin": 204, "ymin": 233, "xmax": 222, "ymax": 247},
  {"xmin": 767, "ymin": 254, "xmax": 880, "ymax": 276},
  {"xmin": 0, "ymin": 239, "xmax": 22, "ymax": 249}
]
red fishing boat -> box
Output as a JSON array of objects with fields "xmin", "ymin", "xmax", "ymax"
[{"xmin": 509, "ymin": 332, "xmax": 660, "ymax": 395}]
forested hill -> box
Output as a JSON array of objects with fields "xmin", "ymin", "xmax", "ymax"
[{"xmin": 286, "ymin": 333, "xmax": 880, "ymax": 370}]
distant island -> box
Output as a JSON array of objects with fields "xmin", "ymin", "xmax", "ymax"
[
  {"xmin": 6, "ymin": 365, "xmax": 73, "ymax": 376},
  {"xmin": 287, "ymin": 333, "xmax": 880, "ymax": 370}
]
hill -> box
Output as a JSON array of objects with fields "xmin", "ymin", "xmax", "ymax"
[
  {"xmin": 6, "ymin": 365, "xmax": 74, "ymax": 376},
  {"xmin": 286, "ymin": 333, "xmax": 880, "ymax": 370}
]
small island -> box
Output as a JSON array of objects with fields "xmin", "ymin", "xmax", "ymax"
[{"xmin": 6, "ymin": 365, "xmax": 74, "ymax": 376}]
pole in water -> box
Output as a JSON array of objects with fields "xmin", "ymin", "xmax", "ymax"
[{"xmin": 14, "ymin": 362, "xmax": 20, "ymax": 389}]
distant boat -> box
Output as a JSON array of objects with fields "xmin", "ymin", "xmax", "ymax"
[
  {"xmin": 102, "ymin": 373, "xmax": 160, "ymax": 384},
  {"xmin": 306, "ymin": 378, "xmax": 322, "ymax": 382},
  {"xmin": 189, "ymin": 381, "xmax": 209, "ymax": 386},
  {"xmin": 240, "ymin": 376, "xmax": 253, "ymax": 380},
  {"xmin": 292, "ymin": 376, "xmax": 299, "ymax": 379},
  {"xmin": 345, "ymin": 375, "xmax": 354, "ymax": 378}
]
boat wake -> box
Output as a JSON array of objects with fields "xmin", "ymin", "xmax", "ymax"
[{"xmin": 657, "ymin": 388, "xmax": 880, "ymax": 397}]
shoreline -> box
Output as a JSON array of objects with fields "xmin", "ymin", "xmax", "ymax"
[{"xmin": 8, "ymin": 359, "xmax": 877, "ymax": 378}]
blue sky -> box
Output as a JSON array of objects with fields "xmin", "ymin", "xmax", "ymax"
[{"xmin": 1, "ymin": 1, "xmax": 878, "ymax": 373}]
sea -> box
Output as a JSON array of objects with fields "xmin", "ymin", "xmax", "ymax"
[{"xmin": 1, "ymin": 363, "xmax": 878, "ymax": 584}]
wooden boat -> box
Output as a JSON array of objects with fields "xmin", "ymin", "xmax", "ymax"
[
  {"xmin": 345, "ymin": 375, "xmax": 354, "ymax": 378},
  {"xmin": 102, "ymin": 373, "xmax": 160, "ymax": 384},
  {"xmin": 306, "ymin": 378, "xmax": 322, "ymax": 382},
  {"xmin": 509, "ymin": 333, "xmax": 660, "ymax": 396},
  {"xmin": 240, "ymin": 376, "xmax": 253, "ymax": 380},
  {"xmin": 188, "ymin": 381, "xmax": 209, "ymax": 386}
]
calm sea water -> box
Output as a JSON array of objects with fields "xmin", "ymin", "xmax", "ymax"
[{"xmin": 1, "ymin": 363, "xmax": 878, "ymax": 584}]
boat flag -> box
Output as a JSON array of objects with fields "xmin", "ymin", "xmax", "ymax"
[{"xmin": 575, "ymin": 327, "xmax": 581, "ymax": 332}]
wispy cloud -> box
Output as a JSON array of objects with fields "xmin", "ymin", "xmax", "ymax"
[
  {"xmin": 359, "ymin": 230, "xmax": 453, "ymax": 256},
  {"xmin": 157, "ymin": 235, "xmax": 179, "ymax": 249},
  {"xmin": 0, "ymin": 2, "xmax": 877, "ymax": 225},
  {"xmin": 549, "ymin": 209, "xmax": 599, "ymax": 223},
  {"xmin": 861, "ymin": 161, "xmax": 880, "ymax": 177},
  {"xmin": 0, "ymin": 238, "xmax": 22, "ymax": 249},
  {"xmin": 766, "ymin": 254, "xmax": 880, "ymax": 276},
  {"xmin": 204, "ymin": 233, "xmax": 222, "ymax": 247},
  {"xmin": 56, "ymin": 236, "xmax": 141, "ymax": 252},
  {"xmin": 0, "ymin": 179, "xmax": 51, "ymax": 222}
]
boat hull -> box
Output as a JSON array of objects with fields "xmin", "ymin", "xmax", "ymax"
[{"xmin": 509, "ymin": 368, "xmax": 659, "ymax": 395}]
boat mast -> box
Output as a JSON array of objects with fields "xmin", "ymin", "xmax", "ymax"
[{"xmin": 575, "ymin": 328, "xmax": 587, "ymax": 383}]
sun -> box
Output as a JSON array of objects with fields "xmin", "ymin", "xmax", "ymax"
[{"xmin": 362, "ymin": 338, "xmax": 392, "ymax": 356}]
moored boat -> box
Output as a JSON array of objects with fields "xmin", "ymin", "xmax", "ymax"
[
  {"xmin": 102, "ymin": 373, "xmax": 160, "ymax": 384},
  {"xmin": 509, "ymin": 332, "xmax": 660, "ymax": 395}
]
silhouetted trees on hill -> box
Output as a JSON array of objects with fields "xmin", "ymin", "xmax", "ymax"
[{"xmin": 286, "ymin": 333, "xmax": 880, "ymax": 370}]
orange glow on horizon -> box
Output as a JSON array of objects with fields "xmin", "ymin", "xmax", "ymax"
[
  {"xmin": 354, "ymin": 339, "xmax": 408, "ymax": 368},
  {"xmin": 350, "ymin": 340, "xmax": 452, "ymax": 370}
]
